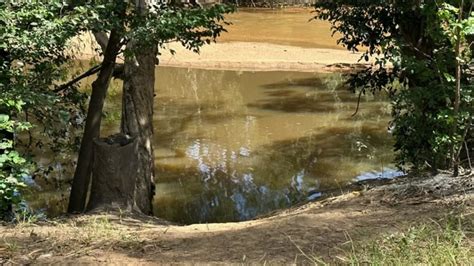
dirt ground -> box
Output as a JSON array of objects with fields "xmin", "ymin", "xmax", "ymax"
[{"xmin": 1, "ymin": 173, "xmax": 472, "ymax": 264}]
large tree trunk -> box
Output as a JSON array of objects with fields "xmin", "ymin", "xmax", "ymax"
[
  {"xmin": 68, "ymin": 29, "xmax": 123, "ymax": 213},
  {"xmin": 120, "ymin": 43, "xmax": 158, "ymax": 214},
  {"xmin": 86, "ymin": 135, "xmax": 139, "ymax": 212}
]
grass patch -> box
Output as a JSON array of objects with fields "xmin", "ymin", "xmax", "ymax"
[{"xmin": 342, "ymin": 213, "xmax": 473, "ymax": 265}]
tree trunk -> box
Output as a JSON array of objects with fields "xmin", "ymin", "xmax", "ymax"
[
  {"xmin": 120, "ymin": 43, "xmax": 158, "ymax": 215},
  {"xmin": 68, "ymin": 29, "xmax": 123, "ymax": 213},
  {"xmin": 86, "ymin": 135, "xmax": 139, "ymax": 212},
  {"xmin": 452, "ymin": 0, "xmax": 464, "ymax": 177}
]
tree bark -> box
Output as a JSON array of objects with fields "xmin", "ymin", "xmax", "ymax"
[
  {"xmin": 68, "ymin": 29, "xmax": 124, "ymax": 213},
  {"xmin": 452, "ymin": 0, "xmax": 464, "ymax": 177},
  {"xmin": 116, "ymin": 0, "xmax": 158, "ymax": 215},
  {"xmin": 86, "ymin": 135, "xmax": 139, "ymax": 212},
  {"xmin": 120, "ymin": 43, "xmax": 158, "ymax": 215}
]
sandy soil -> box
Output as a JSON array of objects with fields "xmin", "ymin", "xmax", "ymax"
[
  {"xmin": 1, "ymin": 173, "xmax": 472, "ymax": 264},
  {"xmin": 158, "ymin": 42, "xmax": 370, "ymax": 72},
  {"xmin": 73, "ymin": 33, "xmax": 370, "ymax": 72}
]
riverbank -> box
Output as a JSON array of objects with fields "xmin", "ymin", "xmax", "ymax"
[
  {"xmin": 73, "ymin": 7, "xmax": 368, "ymax": 73},
  {"xmin": 74, "ymin": 34, "xmax": 370, "ymax": 72},
  {"xmin": 158, "ymin": 41, "xmax": 370, "ymax": 72},
  {"xmin": 1, "ymin": 173, "xmax": 472, "ymax": 264}
]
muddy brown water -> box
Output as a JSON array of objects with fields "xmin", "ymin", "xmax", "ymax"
[
  {"xmin": 151, "ymin": 68, "xmax": 397, "ymax": 224},
  {"xmin": 25, "ymin": 9, "xmax": 396, "ymax": 224},
  {"xmin": 220, "ymin": 8, "xmax": 343, "ymax": 49}
]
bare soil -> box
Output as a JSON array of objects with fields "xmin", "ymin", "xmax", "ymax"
[{"xmin": 1, "ymin": 173, "xmax": 472, "ymax": 264}]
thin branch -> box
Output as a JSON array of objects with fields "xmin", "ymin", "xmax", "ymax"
[
  {"xmin": 464, "ymin": 141, "xmax": 472, "ymax": 170},
  {"xmin": 452, "ymin": 0, "xmax": 464, "ymax": 176},
  {"xmin": 351, "ymin": 89, "xmax": 364, "ymax": 117},
  {"xmin": 54, "ymin": 64, "xmax": 102, "ymax": 93}
]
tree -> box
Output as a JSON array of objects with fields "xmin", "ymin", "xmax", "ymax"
[
  {"xmin": 67, "ymin": 1, "xmax": 234, "ymax": 214},
  {"xmin": 0, "ymin": 1, "xmax": 88, "ymax": 218},
  {"xmin": 0, "ymin": 0, "xmax": 233, "ymax": 218},
  {"xmin": 67, "ymin": 2, "xmax": 129, "ymax": 213},
  {"xmin": 315, "ymin": 0, "xmax": 473, "ymax": 173},
  {"xmin": 120, "ymin": 2, "xmax": 234, "ymax": 214}
]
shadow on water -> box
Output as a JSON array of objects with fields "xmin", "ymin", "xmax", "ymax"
[
  {"xmin": 261, "ymin": 77, "xmax": 327, "ymax": 89},
  {"xmin": 248, "ymin": 75, "xmax": 389, "ymax": 114},
  {"xmin": 248, "ymin": 94, "xmax": 340, "ymax": 113}
]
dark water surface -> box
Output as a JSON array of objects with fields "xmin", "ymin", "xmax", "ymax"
[{"xmin": 26, "ymin": 67, "xmax": 395, "ymax": 224}]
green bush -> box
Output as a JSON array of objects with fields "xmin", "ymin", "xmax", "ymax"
[
  {"xmin": 0, "ymin": 101, "xmax": 30, "ymax": 219},
  {"xmin": 0, "ymin": 1, "xmax": 88, "ymax": 219},
  {"xmin": 392, "ymin": 84, "xmax": 473, "ymax": 171},
  {"xmin": 315, "ymin": 1, "xmax": 473, "ymax": 172}
]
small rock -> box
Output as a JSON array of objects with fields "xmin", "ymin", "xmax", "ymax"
[
  {"xmin": 141, "ymin": 245, "xmax": 155, "ymax": 253},
  {"xmin": 37, "ymin": 254, "xmax": 53, "ymax": 260}
]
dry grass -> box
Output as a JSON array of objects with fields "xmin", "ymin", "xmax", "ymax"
[
  {"xmin": 0, "ymin": 172, "xmax": 472, "ymax": 264},
  {"xmin": 342, "ymin": 212, "xmax": 474, "ymax": 265}
]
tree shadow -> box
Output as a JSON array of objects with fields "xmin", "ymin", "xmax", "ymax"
[
  {"xmin": 248, "ymin": 94, "xmax": 340, "ymax": 113},
  {"xmin": 248, "ymin": 76, "xmax": 381, "ymax": 114},
  {"xmin": 261, "ymin": 77, "xmax": 328, "ymax": 89}
]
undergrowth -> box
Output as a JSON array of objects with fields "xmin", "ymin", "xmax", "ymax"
[{"xmin": 342, "ymin": 213, "xmax": 473, "ymax": 265}]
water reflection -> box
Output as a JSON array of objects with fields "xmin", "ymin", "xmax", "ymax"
[
  {"xmin": 355, "ymin": 168, "xmax": 405, "ymax": 181},
  {"xmin": 150, "ymin": 67, "xmax": 393, "ymax": 224}
]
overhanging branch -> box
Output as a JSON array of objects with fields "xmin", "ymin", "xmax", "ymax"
[{"xmin": 54, "ymin": 64, "xmax": 103, "ymax": 93}]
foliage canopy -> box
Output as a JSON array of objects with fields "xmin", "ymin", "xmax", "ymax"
[
  {"xmin": 315, "ymin": 0, "xmax": 474, "ymax": 171},
  {"xmin": 0, "ymin": 0, "xmax": 234, "ymax": 218}
]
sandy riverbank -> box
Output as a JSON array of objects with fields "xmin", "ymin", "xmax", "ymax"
[
  {"xmin": 74, "ymin": 33, "xmax": 370, "ymax": 72},
  {"xmin": 158, "ymin": 41, "xmax": 369, "ymax": 72}
]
